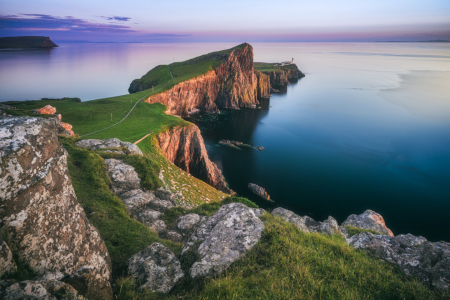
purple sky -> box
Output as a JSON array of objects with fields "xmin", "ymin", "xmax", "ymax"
[{"xmin": 1, "ymin": 0, "xmax": 450, "ymax": 42}]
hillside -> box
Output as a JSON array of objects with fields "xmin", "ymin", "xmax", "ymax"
[{"xmin": 0, "ymin": 36, "xmax": 58, "ymax": 49}]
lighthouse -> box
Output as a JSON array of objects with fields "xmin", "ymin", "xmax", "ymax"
[{"xmin": 292, "ymin": 58, "xmax": 294, "ymax": 63}]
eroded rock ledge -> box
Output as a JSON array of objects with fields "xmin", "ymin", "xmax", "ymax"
[
  {"xmin": 155, "ymin": 124, "xmax": 233, "ymax": 194},
  {"xmin": 0, "ymin": 116, "xmax": 113, "ymax": 299}
]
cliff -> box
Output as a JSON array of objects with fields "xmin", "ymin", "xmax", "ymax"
[
  {"xmin": 0, "ymin": 36, "xmax": 58, "ymax": 49},
  {"xmin": 155, "ymin": 125, "xmax": 233, "ymax": 194},
  {"xmin": 260, "ymin": 64, "xmax": 305, "ymax": 86},
  {"xmin": 0, "ymin": 116, "xmax": 112, "ymax": 299},
  {"xmin": 131, "ymin": 43, "xmax": 270, "ymax": 115}
]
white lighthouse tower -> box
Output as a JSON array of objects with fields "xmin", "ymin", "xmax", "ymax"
[{"xmin": 292, "ymin": 58, "xmax": 294, "ymax": 63}]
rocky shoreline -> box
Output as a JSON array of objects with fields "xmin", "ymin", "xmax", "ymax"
[{"xmin": 219, "ymin": 139, "xmax": 264, "ymax": 151}]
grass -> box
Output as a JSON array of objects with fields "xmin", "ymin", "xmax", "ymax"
[
  {"xmin": 130, "ymin": 43, "xmax": 248, "ymax": 95},
  {"xmin": 254, "ymin": 62, "xmax": 298, "ymax": 73},
  {"xmin": 60, "ymin": 137, "xmax": 182, "ymax": 276},
  {"xmin": 344, "ymin": 225, "xmax": 381, "ymax": 237},
  {"xmin": 2, "ymin": 95, "xmax": 188, "ymax": 143},
  {"xmin": 136, "ymin": 135, "xmax": 228, "ymax": 207},
  {"xmin": 115, "ymin": 214, "xmax": 450, "ymax": 300}
]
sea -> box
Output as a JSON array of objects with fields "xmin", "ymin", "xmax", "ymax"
[{"xmin": 1, "ymin": 42, "xmax": 449, "ymax": 241}]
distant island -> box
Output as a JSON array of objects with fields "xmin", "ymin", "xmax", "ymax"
[
  {"xmin": 376, "ymin": 39, "xmax": 450, "ymax": 43},
  {"xmin": 0, "ymin": 36, "xmax": 58, "ymax": 49}
]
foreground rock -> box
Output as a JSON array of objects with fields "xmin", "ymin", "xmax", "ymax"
[
  {"xmin": 347, "ymin": 232, "xmax": 450, "ymax": 290},
  {"xmin": 0, "ymin": 116, "xmax": 113, "ymax": 299},
  {"xmin": 156, "ymin": 124, "xmax": 233, "ymax": 194},
  {"xmin": 271, "ymin": 207, "xmax": 345, "ymax": 237},
  {"xmin": 248, "ymin": 183, "xmax": 271, "ymax": 201},
  {"xmin": 60, "ymin": 121, "xmax": 74, "ymax": 136},
  {"xmin": 0, "ymin": 280, "xmax": 87, "ymax": 300},
  {"xmin": 76, "ymin": 138, "xmax": 143, "ymax": 155},
  {"xmin": 127, "ymin": 243, "xmax": 184, "ymax": 293},
  {"xmin": 0, "ymin": 241, "xmax": 17, "ymax": 277},
  {"xmin": 182, "ymin": 203, "xmax": 264, "ymax": 278},
  {"xmin": 342, "ymin": 209, "xmax": 394, "ymax": 236},
  {"xmin": 32, "ymin": 104, "xmax": 56, "ymax": 114}
]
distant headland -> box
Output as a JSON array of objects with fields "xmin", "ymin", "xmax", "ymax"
[
  {"xmin": 376, "ymin": 39, "xmax": 450, "ymax": 43},
  {"xmin": 0, "ymin": 36, "xmax": 58, "ymax": 49}
]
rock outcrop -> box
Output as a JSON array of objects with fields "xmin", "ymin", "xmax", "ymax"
[
  {"xmin": 0, "ymin": 116, "xmax": 113, "ymax": 300},
  {"xmin": 248, "ymin": 183, "xmax": 271, "ymax": 201},
  {"xmin": 127, "ymin": 243, "xmax": 184, "ymax": 293},
  {"xmin": 342, "ymin": 209, "xmax": 394, "ymax": 237},
  {"xmin": 60, "ymin": 122, "xmax": 74, "ymax": 136},
  {"xmin": 262, "ymin": 64, "xmax": 305, "ymax": 86},
  {"xmin": 271, "ymin": 207, "xmax": 345, "ymax": 237},
  {"xmin": 142, "ymin": 43, "xmax": 270, "ymax": 115},
  {"xmin": 0, "ymin": 280, "xmax": 87, "ymax": 300},
  {"xmin": 347, "ymin": 232, "xmax": 450, "ymax": 290},
  {"xmin": 0, "ymin": 241, "xmax": 17, "ymax": 277},
  {"xmin": 155, "ymin": 124, "xmax": 233, "ymax": 194},
  {"xmin": 181, "ymin": 203, "xmax": 264, "ymax": 278},
  {"xmin": 32, "ymin": 105, "xmax": 56, "ymax": 115},
  {"xmin": 76, "ymin": 138, "xmax": 143, "ymax": 156}
]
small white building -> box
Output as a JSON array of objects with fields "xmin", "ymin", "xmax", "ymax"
[{"xmin": 278, "ymin": 58, "xmax": 295, "ymax": 66}]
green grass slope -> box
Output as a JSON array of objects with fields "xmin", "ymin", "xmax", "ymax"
[
  {"xmin": 129, "ymin": 43, "xmax": 248, "ymax": 94},
  {"xmin": 254, "ymin": 62, "xmax": 298, "ymax": 73},
  {"xmin": 116, "ymin": 214, "xmax": 449, "ymax": 300}
]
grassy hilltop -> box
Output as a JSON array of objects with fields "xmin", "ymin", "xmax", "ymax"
[{"xmin": 254, "ymin": 62, "xmax": 299, "ymax": 73}]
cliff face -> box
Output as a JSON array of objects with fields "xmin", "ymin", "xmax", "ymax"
[
  {"xmin": 0, "ymin": 116, "xmax": 112, "ymax": 299},
  {"xmin": 145, "ymin": 44, "xmax": 267, "ymax": 115},
  {"xmin": 264, "ymin": 64, "xmax": 305, "ymax": 86},
  {"xmin": 155, "ymin": 125, "xmax": 233, "ymax": 194}
]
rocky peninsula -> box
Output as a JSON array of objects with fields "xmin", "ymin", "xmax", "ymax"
[{"xmin": 0, "ymin": 36, "xmax": 58, "ymax": 49}]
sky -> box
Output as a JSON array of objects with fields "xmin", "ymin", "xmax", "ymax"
[{"xmin": 1, "ymin": 0, "xmax": 450, "ymax": 42}]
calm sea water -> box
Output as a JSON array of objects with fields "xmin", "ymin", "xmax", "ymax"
[{"xmin": 1, "ymin": 42, "xmax": 449, "ymax": 241}]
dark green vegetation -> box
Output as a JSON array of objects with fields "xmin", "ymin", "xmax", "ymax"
[
  {"xmin": 0, "ymin": 253, "xmax": 37, "ymax": 281},
  {"xmin": 254, "ymin": 62, "xmax": 299, "ymax": 73},
  {"xmin": 2, "ymin": 93, "xmax": 188, "ymax": 142},
  {"xmin": 161, "ymin": 196, "xmax": 258, "ymax": 225},
  {"xmin": 60, "ymin": 137, "xmax": 181, "ymax": 275},
  {"xmin": 129, "ymin": 43, "xmax": 248, "ymax": 94},
  {"xmin": 115, "ymin": 214, "xmax": 449, "ymax": 300},
  {"xmin": 0, "ymin": 36, "xmax": 58, "ymax": 49},
  {"xmin": 344, "ymin": 225, "xmax": 381, "ymax": 237}
]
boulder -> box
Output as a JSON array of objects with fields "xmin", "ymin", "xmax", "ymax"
[
  {"xmin": 33, "ymin": 105, "xmax": 56, "ymax": 114},
  {"xmin": 76, "ymin": 138, "xmax": 143, "ymax": 156},
  {"xmin": 182, "ymin": 203, "xmax": 264, "ymax": 278},
  {"xmin": 309, "ymin": 216, "xmax": 344, "ymax": 237},
  {"xmin": 104, "ymin": 159, "xmax": 141, "ymax": 195},
  {"xmin": 0, "ymin": 116, "xmax": 113, "ymax": 300},
  {"xmin": 127, "ymin": 243, "xmax": 184, "ymax": 293},
  {"xmin": 0, "ymin": 280, "xmax": 87, "ymax": 300},
  {"xmin": 177, "ymin": 213, "xmax": 201, "ymax": 233},
  {"xmin": 272, "ymin": 208, "xmax": 308, "ymax": 233},
  {"xmin": 148, "ymin": 199, "xmax": 175, "ymax": 212},
  {"xmin": 342, "ymin": 210, "xmax": 394, "ymax": 236},
  {"xmin": 347, "ymin": 232, "xmax": 450, "ymax": 290},
  {"xmin": 251, "ymin": 208, "xmax": 266, "ymax": 218},
  {"xmin": 121, "ymin": 189, "xmax": 156, "ymax": 216},
  {"xmin": 0, "ymin": 241, "xmax": 17, "ymax": 277},
  {"xmin": 60, "ymin": 122, "xmax": 74, "ymax": 136}
]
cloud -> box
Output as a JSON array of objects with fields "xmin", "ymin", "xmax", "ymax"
[
  {"xmin": 104, "ymin": 16, "xmax": 131, "ymax": 21},
  {"xmin": 0, "ymin": 14, "xmax": 135, "ymax": 33}
]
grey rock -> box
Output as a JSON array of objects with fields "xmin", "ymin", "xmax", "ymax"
[
  {"xmin": 288, "ymin": 214, "xmax": 309, "ymax": 233},
  {"xmin": 177, "ymin": 214, "xmax": 201, "ymax": 232},
  {"xmin": 127, "ymin": 243, "xmax": 184, "ymax": 293},
  {"xmin": 347, "ymin": 232, "xmax": 450, "ymax": 290},
  {"xmin": 147, "ymin": 219, "xmax": 167, "ymax": 233},
  {"xmin": 182, "ymin": 203, "xmax": 264, "ymax": 278},
  {"xmin": 121, "ymin": 189, "xmax": 156, "ymax": 215},
  {"xmin": 0, "ymin": 280, "xmax": 87, "ymax": 300},
  {"xmin": 339, "ymin": 226, "xmax": 350, "ymax": 239},
  {"xmin": 303, "ymin": 216, "xmax": 322, "ymax": 228},
  {"xmin": 271, "ymin": 207, "xmax": 308, "ymax": 232},
  {"xmin": 161, "ymin": 231, "xmax": 184, "ymax": 243},
  {"xmin": 155, "ymin": 187, "xmax": 174, "ymax": 201},
  {"xmin": 0, "ymin": 241, "xmax": 17, "ymax": 277},
  {"xmin": 105, "ymin": 158, "xmax": 141, "ymax": 195},
  {"xmin": 76, "ymin": 138, "xmax": 143, "ymax": 155},
  {"xmin": 342, "ymin": 210, "xmax": 394, "ymax": 236},
  {"xmin": 149, "ymin": 199, "xmax": 175, "ymax": 212},
  {"xmin": 309, "ymin": 216, "xmax": 344, "ymax": 237},
  {"xmin": 137, "ymin": 209, "xmax": 162, "ymax": 226},
  {"xmin": 271, "ymin": 207, "xmax": 294, "ymax": 221},
  {"xmin": 252, "ymin": 208, "xmax": 266, "ymax": 218},
  {"xmin": 0, "ymin": 116, "xmax": 112, "ymax": 299}
]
